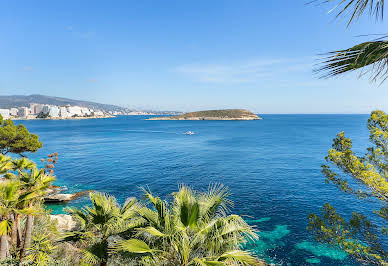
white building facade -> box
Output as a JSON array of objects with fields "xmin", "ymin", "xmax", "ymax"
[
  {"xmin": 0, "ymin": 109, "xmax": 10, "ymax": 119},
  {"xmin": 18, "ymin": 107, "xmax": 29, "ymax": 118},
  {"xmin": 10, "ymin": 108, "xmax": 18, "ymax": 116},
  {"xmin": 48, "ymin": 106, "xmax": 60, "ymax": 117}
]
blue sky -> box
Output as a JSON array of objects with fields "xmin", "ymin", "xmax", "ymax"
[{"xmin": 1, "ymin": 0, "xmax": 388, "ymax": 113}]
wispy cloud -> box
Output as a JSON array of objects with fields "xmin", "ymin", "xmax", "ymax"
[{"xmin": 173, "ymin": 58, "xmax": 314, "ymax": 83}]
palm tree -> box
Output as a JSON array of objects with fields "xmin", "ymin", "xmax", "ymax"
[
  {"xmin": 315, "ymin": 0, "xmax": 388, "ymax": 83},
  {"xmin": 18, "ymin": 166, "xmax": 55, "ymax": 259},
  {"xmin": 7, "ymin": 157, "xmax": 35, "ymax": 249},
  {"xmin": 113, "ymin": 185, "xmax": 260, "ymax": 265},
  {"xmin": 0, "ymin": 155, "xmax": 56, "ymax": 262},
  {"xmin": 0, "ymin": 155, "xmax": 14, "ymax": 176},
  {"xmin": 0, "ymin": 180, "xmax": 20, "ymax": 260},
  {"xmin": 64, "ymin": 192, "xmax": 146, "ymax": 266}
]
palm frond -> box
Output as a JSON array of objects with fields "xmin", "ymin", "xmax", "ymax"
[
  {"xmin": 80, "ymin": 247, "xmax": 101, "ymax": 265},
  {"xmin": 315, "ymin": 40, "xmax": 388, "ymax": 83},
  {"xmin": 199, "ymin": 184, "xmax": 232, "ymax": 220},
  {"xmin": 218, "ymin": 250, "xmax": 259, "ymax": 265},
  {"xmin": 190, "ymin": 258, "xmax": 224, "ymax": 265},
  {"xmin": 12, "ymin": 157, "xmax": 36, "ymax": 171},
  {"xmin": 0, "ymin": 219, "xmax": 12, "ymax": 236},
  {"xmin": 60, "ymin": 231, "xmax": 95, "ymax": 243},
  {"xmin": 0, "ymin": 155, "xmax": 14, "ymax": 175},
  {"xmin": 110, "ymin": 238, "xmax": 156, "ymax": 254},
  {"xmin": 314, "ymin": 0, "xmax": 385, "ymax": 25},
  {"xmin": 136, "ymin": 226, "xmax": 167, "ymax": 237}
]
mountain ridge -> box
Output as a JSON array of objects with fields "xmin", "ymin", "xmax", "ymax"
[{"xmin": 0, "ymin": 94, "xmax": 130, "ymax": 112}]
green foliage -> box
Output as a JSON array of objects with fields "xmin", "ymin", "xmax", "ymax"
[
  {"xmin": 24, "ymin": 212, "xmax": 58, "ymax": 265},
  {"xmin": 308, "ymin": 110, "xmax": 388, "ymax": 264},
  {"xmin": 315, "ymin": 0, "xmax": 388, "ymax": 83},
  {"xmin": 0, "ymin": 115, "xmax": 42, "ymax": 156},
  {"xmin": 0, "ymin": 154, "xmax": 56, "ymax": 263},
  {"xmin": 65, "ymin": 186, "xmax": 261, "ymax": 265},
  {"xmin": 318, "ymin": 0, "xmax": 384, "ymax": 26},
  {"xmin": 64, "ymin": 192, "xmax": 143, "ymax": 265},
  {"xmin": 36, "ymin": 112, "xmax": 49, "ymax": 119},
  {"xmin": 126, "ymin": 184, "xmax": 259, "ymax": 265},
  {"xmin": 316, "ymin": 41, "xmax": 388, "ymax": 82}
]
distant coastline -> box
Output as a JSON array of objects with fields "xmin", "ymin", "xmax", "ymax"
[{"xmin": 12, "ymin": 114, "xmax": 115, "ymax": 121}]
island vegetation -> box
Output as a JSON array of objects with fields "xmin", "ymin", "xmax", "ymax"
[{"xmin": 147, "ymin": 109, "xmax": 261, "ymax": 121}]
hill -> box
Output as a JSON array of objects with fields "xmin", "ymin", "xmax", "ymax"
[
  {"xmin": 0, "ymin": 94, "xmax": 129, "ymax": 112},
  {"xmin": 147, "ymin": 109, "xmax": 261, "ymax": 120}
]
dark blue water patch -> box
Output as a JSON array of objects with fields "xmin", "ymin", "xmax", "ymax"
[{"xmin": 14, "ymin": 114, "xmax": 375, "ymax": 265}]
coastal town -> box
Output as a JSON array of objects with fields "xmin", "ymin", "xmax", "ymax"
[{"xmin": 0, "ymin": 103, "xmax": 155, "ymax": 120}]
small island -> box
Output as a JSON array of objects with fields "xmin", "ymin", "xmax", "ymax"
[{"xmin": 147, "ymin": 109, "xmax": 262, "ymax": 120}]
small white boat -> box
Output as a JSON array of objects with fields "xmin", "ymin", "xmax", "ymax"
[{"xmin": 184, "ymin": 131, "xmax": 195, "ymax": 135}]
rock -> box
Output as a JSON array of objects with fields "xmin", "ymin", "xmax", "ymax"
[
  {"xmin": 50, "ymin": 214, "xmax": 77, "ymax": 231},
  {"xmin": 44, "ymin": 190, "xmax": 92, "ymax": 203},
  {"xmin": 46, "ymin": 185, "xmax": 66, "ymax": 195},
  {"xmin": 45, "ymin": 193, "xmax": 74, "ymax": 203}
]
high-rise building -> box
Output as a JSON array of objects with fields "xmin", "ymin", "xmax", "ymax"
[
  {"xmin": 0, "ymin": 109, "xmax": 10, "ymax": 119},
  {"xmin": 10, "ymin": 108, "xmax": 18, "ymax": 116},
  {"xmin": 48, "ymin": 106, "xmax": 60, "ymax": 117},
  {"xmin": 59, "ymin": 106, "xmax": 69, "ymax": 118},
  {"xmin": 67, "ymin": 106, "xmax": 83, "ymax": 117},
  {"xmin": 33, "ymin": 104, "xmax": 44, "ymax": 114},
  {"xmin": 18, "ymin": 107, "xmax": 29, "ymax": 118},
  {"xmin": 81, "ymin": 107, "xmax": 91, "ymax": 116},
  {"xmin": 41, "ymin": 105, "xmax": 50, "ymax": 114}
]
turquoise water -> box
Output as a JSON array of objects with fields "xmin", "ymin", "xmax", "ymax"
[{"xmin": 18, "ymin": 114, "xmax": 375, "ymax": 265}]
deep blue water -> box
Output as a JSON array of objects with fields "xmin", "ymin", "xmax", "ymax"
[{"xmin": 17, "ymin": 115, "xmax": 376, "ymax": 265}]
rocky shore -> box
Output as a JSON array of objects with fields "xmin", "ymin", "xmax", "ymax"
[{"xmin": 44, "ymin": 187, "xmax": 92, "ymax": 203}]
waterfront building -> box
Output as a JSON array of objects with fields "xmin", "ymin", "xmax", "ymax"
[
  {"xmin": 81, "ymin": 107, "xmax": 91, "ymax": 116},
  {"xmin": 59, "ymin": 106, "xmax": 70, "ymax": 118},
  {"xmin": 10, "ymin": 108, "xmax": 18, "ymax": 116},
  {"xmin": 32, "ymin": 104, "xmax": 44, "ymax": 114},
  {"xmin": 0, "ymin": 109, "xmax": 10, "ymax": 119},
  {"xmin": 48, "ymin": 106, "xmax": 60, "ymax": 117},
  {"xmin": 94, "ymin": 110, "xmax": 104, "ymax": 116},
  {"xmin": 67, "ymin": 106, "xmax": 83, "ymax": 117},
  {"xmin": 41, "ymin": 105, "xmax": 50, "ymax": 114},
  {"xmin": 18, "ymin": 107, "xmax": 29, "ymax": 118}
]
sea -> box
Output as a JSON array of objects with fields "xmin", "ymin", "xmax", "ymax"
[{"xmin": 17, "ymin": 114, "xmax": 379, "ymax": 265}]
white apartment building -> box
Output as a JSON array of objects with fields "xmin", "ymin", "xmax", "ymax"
[
  {"xmin": 67, "ymin": 106, "xmax": 83, "ymax": 117},
  {"xmin": 59, "ymin": 107, "xmax": 69, "ymax": 118},
  {"xmin": 18, "ymin": 107, "xmax": 29, "ymax": 118},
  {"xmin": 10, "ymin": 108, "xmax": 18, "ymax": 116},
  {"xmin": 0, "ymin": 109, "xmax": 10, "ymax": 119},
  {"xmin": 94, "ymin": 110, "xmax": 104, "ymax": 116},
  {"xmin": 80, "ymin": 107, "xmax": 91, "ymax": 116},
  {"xmin": 48, "ymin": 106, "xmax": 60, "ymax": 117},
  {"xmin": 32, "ymin": 104, "xmax": 44, "ymax": 114},
  {"xmin": 41, "ymin": 105, "xmax": 50, "ymax": 114}
]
